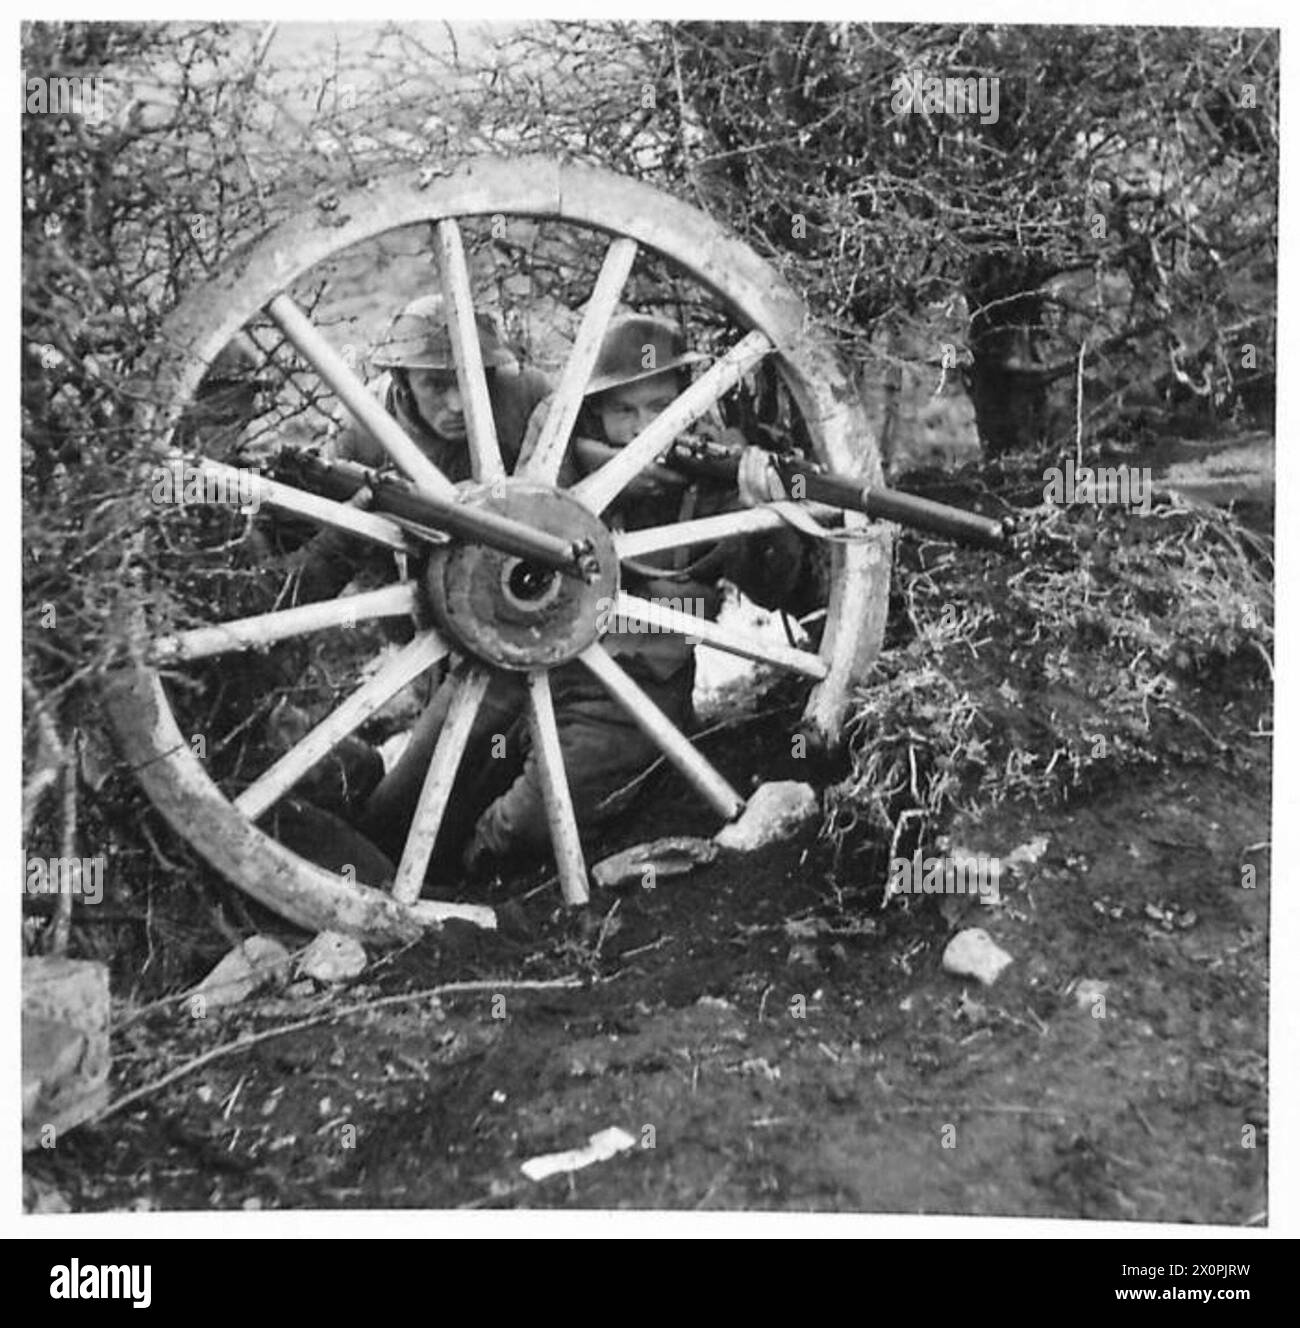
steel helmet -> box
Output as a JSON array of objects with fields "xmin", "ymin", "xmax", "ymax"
[
  {"xmin": 372, "ymin": 294, "xmax": 514, "ymax": 372},
  {"xmin": 584, "ymin": 313, "xmax": 706, "ymax": 397}
]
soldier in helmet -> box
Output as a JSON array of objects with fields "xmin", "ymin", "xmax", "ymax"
[
  {"xmin": 292, "ymin": 293, "xmax": 551, "ymax": 604},
  {"xmin": 357, "ymin": 312, "xmax": 812, "ymax": 877},
  {"xmin": 256, "ymin": 294, "xmax": 550, "ymax": 865},
  {"xmin": 173, "ymin": 332, "xmax": 273, "ymax": 457},
  {"xmin": 327, "ymin": 293, "xmax": 549, "ymax": 477}
]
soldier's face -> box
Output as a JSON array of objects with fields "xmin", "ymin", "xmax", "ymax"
[
  {"xmin": 595, "ymin": 375, "xmax": 679, "ymax": 446},
  {"xmin": 407, "ymin": 370, "xmax": 466, "ymax": 440}
]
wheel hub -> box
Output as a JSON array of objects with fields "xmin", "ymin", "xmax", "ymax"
[{"xmin": 424, "ymin": 480, "xmax": 619, "ymax": 670}]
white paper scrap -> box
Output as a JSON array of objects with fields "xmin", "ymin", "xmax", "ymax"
[{"xmin": 520, "ymin": 1127, "xmax": 637, "ymax": 1182}]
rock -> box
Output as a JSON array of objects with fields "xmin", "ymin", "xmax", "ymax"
[
  {"xmin": 942, "ymin": 928, "xmax": 1014, "ymax": 986},
  {"xmin": 592, "ymin": 836, "xmax": 718, "ymax": 889},
  {"xmin": 298, "ymin": 931, "xmax": 367, "ymax": 984},
  {"xmin": 23, "ymin": 1017, "xmax": 84, "ymax": 1114},
  {"xmin": 190, "ymin": 936, "xmax": 292, "ymax": 1009},
  {"xmin": 714, "ymin": 781, "xmax": 818, "ymax": 852},
  {"xmin": 23, "ymin": 957, "xmax": 111, "ymax": 1149}
]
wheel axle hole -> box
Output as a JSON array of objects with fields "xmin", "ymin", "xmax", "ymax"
[{"xmin": 505, "ymin": 560, "xmax": 559, "ymax": 604}]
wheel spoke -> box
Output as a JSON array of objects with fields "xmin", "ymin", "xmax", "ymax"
[
  {"xmin": 526, "ymin": 671, "xmax": 590, "ymax": 906},
  {"xmin": 614, "ymin": 592, "xmax": 827, "ymax": 680},
  {"xmin": 578, "ymin": 642, "xmax": 745, "ymax": 820},
  {"xmin": 613, "ymin": 502, "xmax": 841, "ymax": 558},
  {"xmin": 182, "ymin": 457, "xmax": 413, "ymax": 550},
  {"xmin": 519, "ymin": 236, "xmax": 638, "ymax": 484},
  {"xmin": 112, "ymin": 159, "xmax": 894, "ymax": 946},
  {"xmin": 434, "ymin": 218, "xmax": 505, "ymax": 483},
  {"xmin": 234, "ymin": 630, "xmax": 450, "ymax": 822},
  {"xmin": 391, "ymin": 663, "xmax": 491, "ymax": 903},
  {"xmin": 152, "ymin": 583, "xmax": 419, "ymax": 664},
  {"xmin": 266, "ymin": 293, "xmax": 458, "ymax": 501},
  {"xmin": 569, "ymin": 329, "xmax": 773, "ymax": 515}
]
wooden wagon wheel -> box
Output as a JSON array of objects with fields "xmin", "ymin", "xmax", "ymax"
[{"xmin": 103, "ymin": 157, "xmax": 892, "ymax": 942}]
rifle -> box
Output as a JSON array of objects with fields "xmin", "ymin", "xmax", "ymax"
[
  {"xmin": 271, "ymin": 438, "xmax": 1011, "ymax": 566},
  {"xmin": 664, "ymin": 434, "xmax": 1011, "ymax": 549}
]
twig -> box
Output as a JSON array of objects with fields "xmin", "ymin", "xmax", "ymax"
[
  {"xmin": 879, "ymin": 1102, "xmax": 1068, "ymax": 1116},
  {"xmin": 1074, "ymin": 337, "xmax": 1087, "ymax": 471},
  {"xmin": 517, "ymin": 873, "xmax": 560, "ymax": 902},
  {"xmin": 1163, "ymin": 701, "xmax": 1229, "ymax": 753},
  {"xmin": 1130, "ymin": 1101, "xmax": 1157, "ymax": 1137},
  {"xmin": 49, "ymin": 759, "xmax": 79, "ymax": 956},
  {"xmin": 593, "ymin": 899, "xmax": 621, "ymax": 957},
  {"xmin": 616, "ymin": 935, "xmax": 669, "ymax": 961},
  {"xmin": 93, "ymin": 977, "xmax": 582, "ymax": 1124},
  {"xmin": 1251, "ymin": 638, "xmax": 1274, "ymax": 682},
  {"xmin": 140, "ymin": 819, "xmax": 184, "ymax": 874}
]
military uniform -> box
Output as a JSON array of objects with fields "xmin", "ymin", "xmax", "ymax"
[
  {"xmin": 293, "ymin": 363, "xmax": 549, "ymax": 605},
  {"xmin": 357, "ymin": 436, "xmax": 716, "ymax": 865},
  {"xmin": 269, "ymin": 297, "xmax": 547, "ymax": 872},
  {"xmin": 297, "ymin": 309, "xmax": 811, "ymax": 881},
  {"xmin": 360, "ymin": 401, "xmax": 809, "ymax": 869}
]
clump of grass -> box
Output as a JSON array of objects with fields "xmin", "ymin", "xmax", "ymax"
[{"xmin": 824, "ymin": 493, "xmax": 1272, "ymax": 871}]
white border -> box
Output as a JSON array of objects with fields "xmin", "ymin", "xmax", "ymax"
[{"xmin": 7, "ymin": 1, "xmax": 1295, "ymax": 1243}]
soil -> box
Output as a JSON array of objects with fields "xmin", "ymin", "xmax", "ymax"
[{"xmin": 25, "ymin": 706, "xmax": 1269, "ymax": 1221}]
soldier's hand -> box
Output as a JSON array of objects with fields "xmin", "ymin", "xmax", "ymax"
[{"xmin": 689, "ymin": 421, "xmax": 749, "ymax": 455}]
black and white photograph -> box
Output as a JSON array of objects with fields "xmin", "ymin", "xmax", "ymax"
[{"xmin": 16, "ymin": 7, "xmax": 1288, "ymax": 1255}]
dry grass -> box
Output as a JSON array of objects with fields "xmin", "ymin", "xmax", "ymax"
[{"xmin": 824, "ymin": 483, "xmax": 1273, "ymax": 871}]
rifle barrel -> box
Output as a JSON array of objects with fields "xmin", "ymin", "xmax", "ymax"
[
  {"xmin": 277, "ymin": 445, "xmax": 1008, "ymax": 562},
  {"xmin": 273, "ymin": 453, "xmax": 599, "ymax": 580},
  {"xmin": 775, "ymin": 464, "xmax": 1008, "ymax": 548},
  {"xmin": 664, "ymin": 443, "xmax": 1007, "ymax": 549}
]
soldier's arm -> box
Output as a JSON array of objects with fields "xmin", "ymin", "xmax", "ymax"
[{"xmin": 571, "ymin": 436, "xmax": 688, "ymax": 496}]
